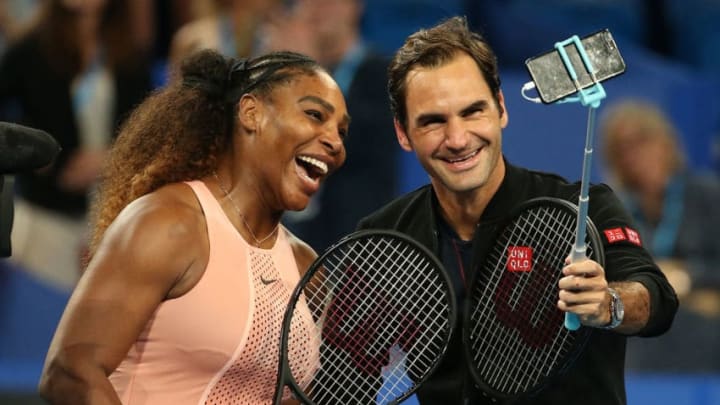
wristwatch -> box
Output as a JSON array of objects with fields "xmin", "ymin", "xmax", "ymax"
[{"xmin": 601, "ymin": 287, "xmax": 624, "ymax": 330}]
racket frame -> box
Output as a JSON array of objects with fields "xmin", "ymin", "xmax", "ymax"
[
  {"xmin": 273, "ymin": 229, "xmax": 457, "ymax": 405},
  {"xmin": 462, "ymin": 197, "xmax": 605, "ymax": 402}
]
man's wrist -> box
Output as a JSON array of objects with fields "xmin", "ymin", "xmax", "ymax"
[{"xmin": 600, "ymin": 287, "xmax": 624, "ymax": 329}]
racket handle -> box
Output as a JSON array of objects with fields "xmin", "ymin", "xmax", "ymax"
[{"xmin": 565, "ymin": 313, "xmax": 581, "ymax": 330}]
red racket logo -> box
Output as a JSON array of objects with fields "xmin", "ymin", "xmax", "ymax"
[
  {"xmin": 494, "ymin": 260, "xmax": 563, "ymax": 349},
  {"xmin": 322, "ymin": 265, "xmax": 421, "ymax": 376}
]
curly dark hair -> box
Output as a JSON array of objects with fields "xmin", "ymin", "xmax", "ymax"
[
  {"xmin": 87, "ymin": 49, "xmax": 325, "ymax": 257},
  {"xmin": 387, "ymin": 16, "xmax": 502, "ymax": 130}
]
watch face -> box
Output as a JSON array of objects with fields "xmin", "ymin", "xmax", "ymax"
[
  {"xmin": 609, "ymin": 288, "xmax": 624, "ymax": 327},
  {"xmin": 615, "ymin": 294, "xmax": 624, "ymax": 319}
]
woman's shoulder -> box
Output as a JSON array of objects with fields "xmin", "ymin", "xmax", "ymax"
[
  {"xmin": 88, "ymin": 182, "xmax": 210, "ymax": 299},
  {"xmin": 128, "ymin": 181, "xmax": 202, "ymax": 217},
  {"xmin": 105, "ymin": 182, "xmax": 206, "ymax": 252}
]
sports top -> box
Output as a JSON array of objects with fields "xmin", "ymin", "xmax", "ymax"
[{"xmin": 110, "ymin": 180, "xmax": 318, "ymax": 404}]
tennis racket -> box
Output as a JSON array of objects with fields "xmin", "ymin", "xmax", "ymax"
[
  {"xmin": 464, "ymin": 197, "xmax": 604, "ymax": 402},
  {"xmin": 272, "ymin": 229, "xmax": 456, "ymax": 405}
]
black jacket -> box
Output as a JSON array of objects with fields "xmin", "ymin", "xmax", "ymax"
[{"xmin": 357, "ymin": 160, "xmax": 678, "ymax": 405}]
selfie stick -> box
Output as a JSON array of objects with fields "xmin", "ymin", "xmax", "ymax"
[{"xmin": 552, "ymin": 35, "xmax": 607, "ymax": 331}]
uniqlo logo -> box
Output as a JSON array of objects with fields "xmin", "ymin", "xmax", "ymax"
[
  {"xmin": 625, "ymin": 227, "xmax": 642, "ymax": 246},
  {"xmin": 603, "ymin": 227, "xmax": 627, "ymax": 243},
  {"xmin": 507, "ymin": 246, "xmax": 533, "ymax": 272}
]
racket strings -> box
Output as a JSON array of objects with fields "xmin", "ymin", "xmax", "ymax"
[
  {"xmin": 328, "ymin": 241, "xmax": 416, "ymax": 339},
  {"xmin": 478, "ymin": 207, "xmax": 572, "ymax": 383},
  {"xmin": 332, "ymin": 242, "xmax": 446, "ymax": 360},
  {"xmin": 317, "ymin": 242, "xmax": 418, "ymax": 349},
  {"xmin": 323, "ymin": 239, "xmax": 448, "ymax": 358},
  {"xmin": 468, "ymin": 205, "xmax": 595, "ymax": 396},
  {"xmin": 286, "ymin": 234, "xmax": 453, "ymax": 405}
]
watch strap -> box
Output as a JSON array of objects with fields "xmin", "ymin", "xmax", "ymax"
[{"xmin": 600, "ymin": 287, "xmax": 623, "ymax": 330}]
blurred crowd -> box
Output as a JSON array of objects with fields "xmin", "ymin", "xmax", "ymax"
[
  {"xmin": 0, "ymin": 0, "xmax": 719, "ymax": 386},
  {"xmin": 599, "ymin": 99, "xmax": 720, "ymax": 372},
  {"xmin": 0, "ymin": 0, "xmax": 399, "ymax": 287}
]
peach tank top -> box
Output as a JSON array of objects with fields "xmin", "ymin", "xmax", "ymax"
[{"xmin": 109, "ymin": 180, "xmax": 319, "ymax": 404}]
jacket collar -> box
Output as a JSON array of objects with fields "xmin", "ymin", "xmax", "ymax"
[
  {"xmin": 480, "ymin": 158, "xmax": 528, "ymax": 222},
  {"xmin": 414, "ymin": 156, "xmax": 527, "ymax": 252}
]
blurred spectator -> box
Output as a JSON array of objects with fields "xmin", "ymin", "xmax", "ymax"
[
  {"xmin": 151, "ymin": 0, "xmax": 197, "ymax": 62},
  {"xmin": 0, "ymin": 0, "xmax": 40, "ymax": 53},
  {"xmin": 168, "ymin": 0, "xmax": 281, "ymax": 67},
  {"xmin": 600, "ymin": 99, "xmax": 720, "ymax": 372},
  {"xmin": 262, "ymin": 0, "xmax": 399, "ymax": 252},
  {"xmin": 0, "ymin": 0, "xmax": 153, "ymax": 289}
]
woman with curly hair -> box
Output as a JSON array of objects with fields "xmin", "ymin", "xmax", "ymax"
[{"xmin": 38, "ymin": 48, "xmax": 349, "ymax": 404}]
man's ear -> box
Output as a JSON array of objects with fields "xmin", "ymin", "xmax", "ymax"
[
  {"xmin": 394, "ymin": 119, "xmax": 413, "ymax": 152},
  {"xmin": 238, "ymin": 94, "xmax": 260, "ymax": 132}
]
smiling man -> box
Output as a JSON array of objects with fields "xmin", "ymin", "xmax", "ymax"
[{"xmin": 357, "ymin": 16, "xmax": 678, "ymax": 405}]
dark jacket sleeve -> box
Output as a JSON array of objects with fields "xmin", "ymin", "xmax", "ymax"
[{"xmin": 588, "ymin": 184, "xmax": 679, "ymax": 337}]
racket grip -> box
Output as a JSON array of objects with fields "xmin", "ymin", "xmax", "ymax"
[{"xmin": 565, "ymin": 313, "xmax": 581, "ymax": 330}]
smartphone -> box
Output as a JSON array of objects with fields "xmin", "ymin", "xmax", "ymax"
[{"xmin": 524, "ymin": 29, "xmax": 626, "ymax": 104}]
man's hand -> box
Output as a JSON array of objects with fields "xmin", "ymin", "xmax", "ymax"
[{"xmin": 557, "ymin": 258, "xmax": 611, "ymax": 328}]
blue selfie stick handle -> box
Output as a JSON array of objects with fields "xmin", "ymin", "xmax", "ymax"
[
  {"xmin": 564, "ymin": 105, "xmax": 598, "ymax": 331},
  {"xmin": 552, "ymin": 36, "xmax": 606, "ymax": 331}
]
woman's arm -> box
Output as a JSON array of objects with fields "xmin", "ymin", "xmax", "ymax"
[{"xmin": 38, "ymin": 187, "xmax": 208, "ymax": 404}]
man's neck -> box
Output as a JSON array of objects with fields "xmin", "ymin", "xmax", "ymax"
[{"xmin": 433, "ymin": 161, "xmax": 506, "ymax": 241}]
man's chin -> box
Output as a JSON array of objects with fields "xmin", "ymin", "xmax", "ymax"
[{"xmin": 433, "ymin": 176, "xmax": 488, "ymax": 195}]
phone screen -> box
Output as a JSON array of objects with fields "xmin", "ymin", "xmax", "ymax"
[{"xmin": 524, "ymin": 29, "xmax": 626, "ymax": 104}]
